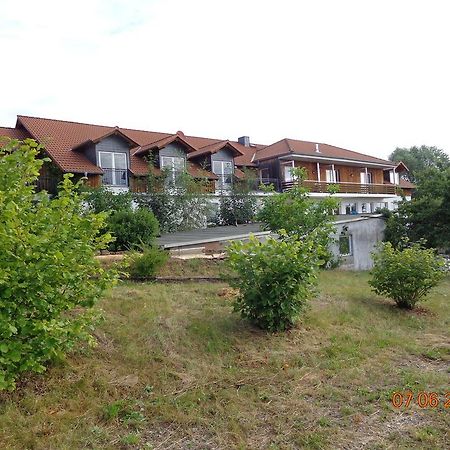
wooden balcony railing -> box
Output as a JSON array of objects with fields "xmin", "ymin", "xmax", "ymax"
[{"xmin": 282, "ymin": 180, "xmax": 396, "ymax": 195}]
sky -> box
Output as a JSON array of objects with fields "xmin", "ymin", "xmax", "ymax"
[{"xmin": 1, "ymin": 0, "xmax": 449, "ymax": 159}]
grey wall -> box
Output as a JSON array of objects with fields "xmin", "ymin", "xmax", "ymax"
[
  {"xmin": 211, "ymin": 148, "xmax": 234, "ymax": 163},
  {"xmin": 95, "ymin": 135, "xmax": 130, "ymax": 167},
  {"xmin": 330, "ymin": 217, "xmax": 386, "ymax": 270},
  {"xmin": 159, "ymin": 143, "xmax": 187, "ymax": 160}
]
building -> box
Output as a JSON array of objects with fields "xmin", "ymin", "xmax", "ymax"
[{"xmin": 0, "ymin": 115, "xmax": 413, "ymax": 212}]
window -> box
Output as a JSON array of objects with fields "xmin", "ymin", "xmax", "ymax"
[
  {"xmin": 345, "ymin": 203, "xmax": 357, "ymax": 215},
  {"xmin": 213, "ymin": 160, "xmax": 233, "ymax": 190},
  {"xmin": 160, "ymin": 156, "xmax": 185, "ymax": 183},
  {"xmin": 160, "ymin": 156, "xmax": 185, "ymax": 172},
  {"xmin": 339, "ymin": 234, "xmax": 353, "ymax": 256},
  {"xmin": 326, "ymin": 169, "xmax": 340, "ymax": 183},
  {"xmin": 284, "ymin": 165, "xmax": 294, "ymax": 182},
  {"xmin": 98, "ymin": 151, "xmax": 128, "ymax": 186}
]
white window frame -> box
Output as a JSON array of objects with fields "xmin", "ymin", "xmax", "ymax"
[
  {"xmin": 213, "ymin": 160, "xmax": 234, "ymax": 190},
  {"xmin": 326, "ymin": 169, "xmax": 340, "ymax": 183},
  {"xmin": 360, "ymin": 172, "xmax": 373, "ymax": 184},
  {"xmin": 98, "ymin": 151, "xmax": 128, "ymax": 186}
]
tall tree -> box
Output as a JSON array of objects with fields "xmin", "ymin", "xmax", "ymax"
[
  {"xmin": 384, "ymin": 167, "xmax": 450, "ymax": 250},
  {"xmin": 389, "ymin": 145, "xmax": 450, "ymax": 182}
]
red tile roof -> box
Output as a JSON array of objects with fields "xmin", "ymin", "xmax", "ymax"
[
  {"xmin": 253, "ymin": 138, "xmax": 394, "ymax": 166},
  {"xmin": 5, "ymin": 116, "xmax": 397, "ymax": 180},
  {"xmin": 0, "ymin": 126, "xmax": 31, "ymax": 143}
]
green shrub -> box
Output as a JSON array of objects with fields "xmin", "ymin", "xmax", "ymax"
[
  {"xmin": 369, "ymin": 241, "xmax": 445, "ymax": 309},
  {"xmin": 0, "ymin": 139, "xmax": 115, "ymax": 390},
  {"xmin": 218, "ymin": 192, "xmax": 257, "ymax": 225},
  {"xmin": 126, "ymin": 246, "xmax": 168, "ymax": 278},
  {"xmin": 107, "ymin": 208, "xmax": 159, "ymax": 251},
  {"xmin": 83, "ymin": 186, "xmax": 133, "ymax": 213},
  {"xmin": 226, "ymin": 233, "xmax": 320, "ymax": 332}
]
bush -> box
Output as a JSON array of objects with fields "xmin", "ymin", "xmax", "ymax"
[
  {"xmin": 218, "ymin": 191, "xmax": 257, "ymax": 226},
  {"xmin": 226, "ymin": 233, "xmax": 320, "ymax": 332},
  {"xmin": 107, "ymin": 208, "xmax": 159, "ymax": 251},
  {"xmin": 0, "ymin": 139, "xmax": 115, "ymax": 390},
  {"xmin": 83, "ymin": 186, "xmax": 133, "ymax": 213},
  {"xmin": 369, "ymin": 241, "xmax": 445, "ymax": 309},
  {"xmin": 126, "ymin": 246, "xmax": 168, "ymax": 278}
]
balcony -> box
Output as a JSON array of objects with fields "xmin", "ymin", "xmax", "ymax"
[
  {"xmin": 282, "ymin": 180, "xmax": 396, "ymax": 195},
  {"xmin": 101, "ymin": 168, "xmax": 128, "ymax": 187}
]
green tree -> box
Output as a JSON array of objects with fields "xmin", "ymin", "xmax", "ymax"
[
  {"xmin": 384, "ymin": 168, "xmax": 450, "ymax": 250},
  {"xmin": 0, "ymin": 139, "xmax": 115, "ymax": 390},
  {"xmin": 257, "ymin": 167, "xmax": 339, "ymax": 263},
  {"xmin": 389, "ymin": 145, "xmax": 450, "ymax": 182}
]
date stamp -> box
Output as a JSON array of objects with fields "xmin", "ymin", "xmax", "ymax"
[{"xmin": 391, "ymin": 391, "xmax": 450, "ymax": 409}]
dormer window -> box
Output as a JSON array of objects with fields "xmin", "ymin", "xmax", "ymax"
[
  {"xmin": 99, "ymin": 151, "xmax": 128, "ymax": 186},
  {"xmin": 160, "ymin": 156, "xmax": 185, "ymax": 172},
  {"xmin": 213, "ymin": 160, "xmax": 233, "ymax": 190}
]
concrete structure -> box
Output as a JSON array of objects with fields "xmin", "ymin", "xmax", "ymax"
[{"xmin": 330, "ymin": 215, "xmax": 386, "ymax": 270}]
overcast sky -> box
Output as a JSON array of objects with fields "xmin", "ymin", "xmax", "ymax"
[{"xmin": 1, "ymin": 0, "xmax": 449, "ymax": 159}]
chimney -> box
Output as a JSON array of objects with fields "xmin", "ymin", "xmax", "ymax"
[
  {"xmin": 315, "ymin": 143, "xmax": 321, "ymax": 153},
  {"xmin": 238, "ymin": 136, "xmax": 250, "ymax": 147}
]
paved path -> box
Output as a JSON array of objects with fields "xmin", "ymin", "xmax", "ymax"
[{"xmin": 157, "ymin": 223, "xmax": 269, "ymax": 249}]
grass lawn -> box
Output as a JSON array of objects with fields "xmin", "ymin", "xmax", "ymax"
[{"xmin": 0, "ymin": 267, "xmax": 449, "ymax": 449}]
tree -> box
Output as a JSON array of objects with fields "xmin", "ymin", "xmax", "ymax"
[
  {"xmin": 384, "ymin": 168, "xmax": 450, "ymax": 250},
  {"xmin": 0, "ymin": 139, "xmax": 115, "ymax": 390},
  {"xmin": 389, "ymin": 145, "xmax": 450, "ymax": 182},
  {"xmin": 257, "ymin": 167, "xmax": 339, "ymax": 263}
]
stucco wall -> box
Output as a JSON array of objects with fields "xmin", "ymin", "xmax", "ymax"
[{"xmin": 330, "ymin": 216, "xmax": 386, "ymax": 270}]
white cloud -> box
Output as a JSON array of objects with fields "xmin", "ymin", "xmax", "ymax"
[{"xmin": 1, "ymin": 0, "xmax": 449, "ymax": 158}]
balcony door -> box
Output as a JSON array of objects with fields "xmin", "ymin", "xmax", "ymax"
[
  {"xmin": 360, "ymin": 171, "xmax": 373, "ymax": 184},
  {"xmin": 99, "ymin": 151, "xmax": 128, "ymax": 186}
]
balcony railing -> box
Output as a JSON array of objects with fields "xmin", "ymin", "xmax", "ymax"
[
  {"xmin": 282, "ymin": 180, "xmax": 396, "ymax": 195},
  {"xmin": 102, "ymin": 168, "xmax": 128, "ymax": 187}
]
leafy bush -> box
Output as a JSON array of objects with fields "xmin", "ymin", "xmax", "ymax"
[
  {"xmin": 227, "ymin": 233, "xmax": 321, "ymax": 332},
  {"xmin": 217, "ymin": 184, "xmax": 257, "ymax": 226},
  {"xmin": 107, "ymin": 208, "xmax": 159, "ymax": 251},
  {"xmin": 369, "ymin": 241, "xmax": 445, "ymax": 309},
  {"xmin": 83, "ymin": 186, "xmax": 133, "ymax": 213},
  {"xmin": 134, "ymin": 169, "xmax": 212, "ymax": 233},
  {"xmin": 0, "ymin": 139, "xmax": 115, "ymax": 390},
  {"xmin": 126, "ymin": 246, "xmax": 168, "ymax": 279}
]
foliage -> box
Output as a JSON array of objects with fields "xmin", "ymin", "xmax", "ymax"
[
  {"xmin": 217, "ymin": 178, "xmax": 257, "ymax": 226},
  {"xmin": 125, "ymin": 245, "xmax": 169, "ymax": 279},
  {"xmin": 0, "ymin": 139, "xmax": 115, "ymax": 390},
  {"xmin": 83, "ymin": 186, "xmax": 133, "ymax": 213},
  {"xmin": 389, "ymin": 145, "xmax": 450, "ymax": 182},
  {"xmin": 134, "ymin": 165, "xmax": 212, "ymax": 233},
  {"xmin": 383, "ymin": 168, "xmax": 450, "ymax": 250},
  {"xmin": 83, "ymin": 186, "xmax": 159, "ymax": 251},
  {"xmin": 257, "ymin": 167, "xmax": 339, "ymax": 262},
  {"xmin": 107, "ymin": 208, "xmax": 159, "ymax": 252},
  {"xmin": 369, "ymin": 240, "xmax": 445, "ymax": 309},
  {"xmin": 227, "ymin": 232, "xmax": 321, "ymax": 332}
]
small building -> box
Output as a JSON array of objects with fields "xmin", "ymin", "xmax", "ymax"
[{"xmin": 330, "ymin": 214, "xmax": 386, "ymax": 270}]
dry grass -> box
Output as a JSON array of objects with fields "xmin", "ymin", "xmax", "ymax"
[{"xmin": 0, "ymin": 269, "xmax": 449, "ymax": 449}]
